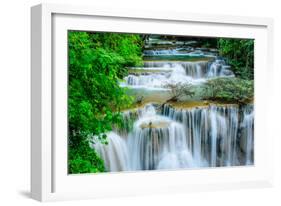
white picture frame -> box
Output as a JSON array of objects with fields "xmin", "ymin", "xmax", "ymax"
[{"xmin": 31, "ymin": 3, "xmax": 274, "ymax": 202}]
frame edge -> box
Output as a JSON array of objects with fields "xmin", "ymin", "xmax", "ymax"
[{"xmin": 31, "ymin": 4, "xmax": 43, "ymax": 201}]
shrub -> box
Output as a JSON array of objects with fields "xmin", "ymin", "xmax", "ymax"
[
  {"xmin": 202, "ymin": 77, "xmax": 254, "ymax": 104},
  {"xmin": 68, "ymin": 31, "xmax": 143, "ymax": 173},
  {"xmin": 218, "ymin": 39, "xmax": 254, "ymax": 80}
]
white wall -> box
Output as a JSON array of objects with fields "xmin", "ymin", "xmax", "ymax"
[{"xmin": 0, "ymin": 0, "xmax": 280, "ymax": 205}]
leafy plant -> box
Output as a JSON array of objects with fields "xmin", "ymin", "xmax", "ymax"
[
  {"xmin": 218, "ymin": 39, "xmax": 254, "ymax": 80},
  {"xmin": 202, "ymin": 77, "xmax": 254, "ymax": 104},
  {"xmin": 68, "ymin": 31, "xmax": 143, "ymax": 173},
  {"xmin": 68, "ymin": 137, "xmax": 106, "ymax": 173}
]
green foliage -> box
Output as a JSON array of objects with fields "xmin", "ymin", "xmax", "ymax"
[
  {"xmin": 68, "ymin": 31, "xmax": 143, "ymax": 174},
  {"xmin": 218, "ymin": 39, "xmax": 254, "ymax": 79},
  {"xmin": 202, "ymin": 77, "xmax": 254, "ymax": 104},
  {"xmin": 69, "ymin": 137, "xmax": 106, "ymax": 173},
  {"xmin": 197, "ymin": 38, "xmax": 218, "ymax": 48}
]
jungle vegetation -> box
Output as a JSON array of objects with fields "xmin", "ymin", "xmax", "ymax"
[{"xmin": 68, "ymin": 31, "xmax": 143, "ymax": 173}]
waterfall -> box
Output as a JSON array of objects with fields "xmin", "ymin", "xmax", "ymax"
[
  {"xmin": 127, "ymin": 104, "xmax": 196, "ymax": 170},
  {"xmin": 92, "ymin": 36, "xmax": 253, "ymax": 173},
  {"xmin": 162, "ymin": 104, "xmax": 244, "ymax": 167},
  {"xmin": 144, "ymin": 48, "xmax": 181, "ymax": 56},
  {"xmin": 207, "ymin": 59, "xmax": 234, "ymax": 77},
  {"xmin": 182, "ymin": 61, "xmax": 209, "ymax": 78},
  {"xmin": 240, "ymin": 105, "xmax": 254, "ymax": 165},
  {"xmin": 124, "ymin": 73, "xmax": 169, "ymax": 87},
  {"xmin": 143, "ymin": 61, "xmax": 209, "ymax": 73},
  {"xmin": 92, "ymin": 103, "xmax": 254, "ymax": 172},
  {"xmin": 124, "ymin": 63, "xmax": 205, "ymax": 88},
  {"xmin": 92, "ymin": 132, "xmax": 130, "ymax": 172},
  {"xmin": 143, "ymin": 47, "xmax": 217, "ymax": 57},
  {"xmin": 209, "ymin": 109, "xmax": 218, "ymax": 166},
  {"xmin": 123, "ymin": 60, "xmax": 234, "ymax": 89}
]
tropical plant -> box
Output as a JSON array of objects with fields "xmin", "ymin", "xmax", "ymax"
[
  {"xmin": 218, "ymin": 39, "xmax": 254, "ymax": 80},
  {"xmin": 68, "ymin": 31, "xmax": 143, "ymax": 173},
  {"xmin": 202, "ymin": 77, "xmax": 254, "ymax": 104}
]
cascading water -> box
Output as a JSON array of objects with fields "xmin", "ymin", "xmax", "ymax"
[
  {"xmin": 162, "ymin": 104, "xmax": 244, "ymax": 167},
  {"xmin": 92, "ymin": 132, "xmax": 130, "ymax": 172},
  {"xmin": 122, "ymin": 59, "xmax": 234, "ymax": 89},
  {"xmin": 127, "ymin": 104, "xmax": 196, "ymax": 170},
  {"xmin": 91, "ymin": 36, "xmax": 253, "ymax": 173},
  {"xmin": 239, "ymin": 105, "xmax": 254, "ymax": 165},
  {"xmin": 92, "ymin": 103, "xmax": 254, "ymax": 172},
  {"xmin": 207, "ymin": 59, "xmax": 234, "ymax": 77},
  {"xmin": 124, "ymin": 63, "xmax": 207, "ymax": 88}
]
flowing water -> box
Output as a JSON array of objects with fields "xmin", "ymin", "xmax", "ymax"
[
  {"xmin": 122, "ymin": 59, "xmax": 234, "ymax": 89},
  {"xmin": 92, "ymin": 103, "xmax": 254, "ymax": 171},
  {"xmin": 92, "ymin": 36, "xmax": 254, "ymax": 172}
]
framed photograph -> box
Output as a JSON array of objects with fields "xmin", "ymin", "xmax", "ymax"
[{"xmin": 31, "ymin": 3, "xmax": 274, "ymax": 201}]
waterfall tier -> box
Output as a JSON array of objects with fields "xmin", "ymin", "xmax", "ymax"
[
  {"xmin": 162, "ymin": 104, "xmax": 254, "ymax": 166},
  {"xmin": 127, "ymin": 104, "xmax": 196, "ymax": 170},
  {"xmin": 93, "ymin": 103, "xmax": 254, "ymax": 172},
  {"xmin": 92, "ymin": 132, "xmax": 130, "ymax": 172},
  {"xmin": 122, "ymin": 60, "xmax": 234, "ymax": 89}
]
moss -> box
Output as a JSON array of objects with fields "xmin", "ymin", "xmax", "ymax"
[
  {"xmin": 128, "ymin": 68, "xmax": 172, "ymax": 74},
  {"xmin": 143, "ymin": 57, "xmax": 213, "ymax": 62},
  {"xmin": 168, "ymin": 100, "xmax": 239, "ymax": 109},
  {"xmin": 168, "ymin": 101, "xmax": 209, "ymax": 109}
]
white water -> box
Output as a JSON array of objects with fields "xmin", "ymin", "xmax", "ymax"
[
  {"xmin": 92, "ymin": 132, "xmax": 130, "ymax": 172},
  {"xmin": 92, "ymin": 103, "xmax": 254, "ymax": 172},
  {"xmin": 210, "ymin": 109, "xmax": 218, "ymax": 166},
  {"xmin": 124, "ymin": 63, "xmax": 206, "ymax": 88},
  {"xmin": 144, "ymin": 48, "xmax": 183, "ymax": 56},
  {"xmin": 162, "ymin": 104, "xmax": 245, "ymax": 167},
  {"xmin": 122, "ymin": 59, "xmax": 234, "ymax": 90},
  {"xmin": 127, "ymin": 104, "xmax": 196, "ymax": 170},
  {"xmin": 240, "ymin": 105, "xmax": 254, "ymax": 165},
  {"xmin": 143, "ymin": 48, "xmax": 215, "ymax": 57},
  {"xmin": 207, "ymin": 60, "xmax": 234, "ymax": 77}
]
